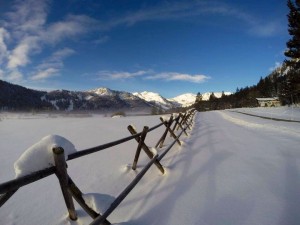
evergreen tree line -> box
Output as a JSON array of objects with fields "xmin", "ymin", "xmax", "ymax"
[{"xmin": 194, "ymin": 0, "xmax": 300, "ymax": 111}]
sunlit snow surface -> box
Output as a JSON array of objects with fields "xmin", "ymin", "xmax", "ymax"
[
  {"xmin": 14, "ymin": 135, "xmax": 76, "ymax": 178},
  {"xmin": 0, "ymin": 107, "xmax": 300, "ymax": 225}
]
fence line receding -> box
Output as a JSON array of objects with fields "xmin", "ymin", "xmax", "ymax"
[{"xmin": 0, "ymin": 109, "xmax": 196, "ymax": 225}]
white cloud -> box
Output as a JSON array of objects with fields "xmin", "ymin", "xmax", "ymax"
[
  {"xmin": 0, "ymin": 28, "xmax": 9, "ymax": 64},
  {"xmin": 7, "ymin": 69, "xmax": 23, "ymax": 81},
  {"xmin": 31, "ymin": 67, "xmax": 59, "ymax": 80},
  {"xmin": 146, "ymin": 72, "xmax": 210, "ymax": 83},
  {"xmin": 96, "ymin": 70, "xmax": 149, "ymax": 80},
  {"xmin": 51, "ymin": 48, "xmax": 76, "ymax": 59},
  {"xmin": 106, "ymin": 1, "xmax": 283, "ymax": 37},
  {"xmin": 7, "ymin": 36, "xmax": 40, "ymax": 69},
  {"xmin": 30, "ymin": 48, "xmax": 75, "ymax": 81},
  {"xmin": 43, "ymin": 15, "xmax": 99, "ymax": 44},
  {"xmin": 95, "ymin": 70, "xmax": 210, "ymax": 83},
  {"xmin": 93, "ymin": 35, "xmax": 110, "ymax": 45},
  {"xmin": 5, "ymin": 0, "xmax": 48, "ymax": 36},
  {"xmin": 0, "ymin": 69, "xmax": 4, "ymax": 79},
  {"xmin": 2, "ymin": 0, "xmax": 98, "ymax": 79},
  {"xmin": 249, "ymin": 21, "xmax": 283, "ymax": 37}
]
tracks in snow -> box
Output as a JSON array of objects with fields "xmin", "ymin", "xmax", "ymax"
[{"xmin": 217, "ymin": 111, "xmax": 300, "ymax": 138}]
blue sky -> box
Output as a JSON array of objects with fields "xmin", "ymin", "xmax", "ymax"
[{"xmin": 0, "ymin": 0, "xmax": 289, "ymax": 98}]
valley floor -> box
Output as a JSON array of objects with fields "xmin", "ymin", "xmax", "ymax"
[{"xmin": 0, "ymin": 107, "xmax": 300, "ymax": 225}]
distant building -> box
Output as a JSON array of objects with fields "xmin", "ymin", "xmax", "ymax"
[{"xmin": 256, "ymin": 97, "xmax": 281, "ymax": 107}]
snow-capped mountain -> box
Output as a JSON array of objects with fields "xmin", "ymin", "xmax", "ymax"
[
  {"xmin": 43, "ymin": 88, "xmax": 151, "ymax": 111},
  {"xmin": 168, "ymin": 93, "xmax": 196, "ymax": 107},
  {"xmin": 200, "ymin": 92, "xmax": 232, "ymax": 101},
  {"xmin": 0, "ymin": 79, "xmax": 231, "ymax": 112},
  {"xmin": 133, "ymin": 91, "xmax": 176, "ymax": 110},
  {"xmin": 168, "ymin": 92, "xmax": 232, "ymax": 107}
]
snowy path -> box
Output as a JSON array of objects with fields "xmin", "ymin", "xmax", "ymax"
[
  {"xmin": 1, "ymin": 111, "xmax": 300, "ymax": 225},
  {"xmin": 168, "ymin": 111, "xmax": 300, "ymax": 225}
]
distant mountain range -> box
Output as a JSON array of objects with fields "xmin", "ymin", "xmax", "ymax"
[{"xmin": 0, "ymin": 79, "xmax": 231, "ymax": 111}]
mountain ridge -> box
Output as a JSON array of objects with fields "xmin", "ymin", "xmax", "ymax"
[{"xmin": 0, "ymin": 79, "xmax": 231, "ymax": 111}]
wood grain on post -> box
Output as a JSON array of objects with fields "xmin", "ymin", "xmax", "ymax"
[
  {"xmin": 132, "ymin": 126, "xmax": 149, "ymax": 170},
  {"xmin": 53, "ymin": 147, "xmax": 77, "ymax": 221},
  {"xmin": 128, "ymin": 125, "xmax": 164, "ymax": 174}
]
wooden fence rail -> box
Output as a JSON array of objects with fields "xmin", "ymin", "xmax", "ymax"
[{"xmin": 0, "ymin": 109, "xmax": 196, "ymax": 225}]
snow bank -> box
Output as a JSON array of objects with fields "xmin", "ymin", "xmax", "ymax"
[{"xmin": 14, "ymin": 135, "xmax": 77, "ymax": 178}]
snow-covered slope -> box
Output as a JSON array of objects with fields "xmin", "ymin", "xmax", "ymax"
[
  {"xmin": 169, "ymin": 93, "xmax": 196, "ymax": 107},
  {"xmin": 169, "ymin": 92, "xmax": 232, "ymax": 107},
  {"xmin": 133, "ymin": 91, "xmax": 176, "ymax": 110},
  {"xmin": 200, "ymin": 92, "xmax": 232, "ymax": 101},
  {"xmin": 88, "ymin": 87, "xmax": 114, "ymax": 96}
]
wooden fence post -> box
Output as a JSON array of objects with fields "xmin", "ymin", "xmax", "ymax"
[
  {"xmin": 155, "ymin": 115, "xmax": 174, "ymax": 148},
  {"xmin": 67, "ymin": 176, "xmax": 111, "ymax": 224},
  {"xmin": 159, "ymin": 117, "xmax": 181, "ymax": 147},
  {"xmin": 53, "ymin": 147, "xmax": 77, "ymax": 221},
  {"xmin": 0, "ymin": 190, "xmax": 18, "ymax": 207},
  {"xmin": 132, "ymin": 126, "xmax": 149, "ymax": 170},
  {"xmin": 170, "ymin": 115, "xmax": 181, "ymax": 136},
  {"xmin": 177, "ymin": 112, "xmax": 187, "ymax": 131},
  {"xmin": 128, "ymin": 125, "xmax": 164, "ymax": 174}
]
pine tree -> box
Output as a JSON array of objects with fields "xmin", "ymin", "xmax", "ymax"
[
  {"xmin": 285, "ymin": 0, "xmax": 300, "ymax": 69},
  {"xmin": 221, "ymin": 91, "xmax": 226, "ymax": 98},
  {"xmin": 209, "ymin": 92, "xmax": 216, "ymax": 101},
  {"xmin": 195, "ymin": 92, "xmax": 203, "ymax": 103},
  {"xmin": 285, "ymin": 0, "xmax": 300, "ymax": 103}
]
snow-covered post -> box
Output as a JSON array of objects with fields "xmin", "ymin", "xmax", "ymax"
[{"xmin": 53, "ymin": 147, "xmax": 77, "ymax": 221}]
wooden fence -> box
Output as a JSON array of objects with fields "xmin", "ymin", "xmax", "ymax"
[{"xmin": 0, "ymin": 109, "xmax": 196, "ymax": 225}]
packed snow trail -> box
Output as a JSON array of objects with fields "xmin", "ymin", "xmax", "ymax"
[
  {"xmin": 135, "ymin": 111, "xmax": 300, "ymax": 225},
  {"xmin": 164, "ymin": 111, "xmax": 300, "ymax": 225},
  {"xmin": 0, "ymin": 111, "xmax": 300, "ymax": 225}
]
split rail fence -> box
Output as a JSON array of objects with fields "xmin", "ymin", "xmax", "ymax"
[{"xmin": 0, "ymin": 109, "xmax": 196, "ymax": 225}]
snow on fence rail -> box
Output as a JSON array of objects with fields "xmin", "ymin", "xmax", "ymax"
[{"xmin": 0, "ymin": 109, "xmax": 196, "ymax": 225}]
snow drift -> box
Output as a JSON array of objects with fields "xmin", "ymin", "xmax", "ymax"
[{"xmin": 14, "ymin": 135, "xmax": 77, "ymax": 178}]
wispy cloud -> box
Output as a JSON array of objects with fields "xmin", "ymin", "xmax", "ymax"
[
  {"xmin": 7, "ymin": 69, "xmax": 23, "ymax": 81},
  {"xmin": 5, "ymin": 0, "xmax": 49, "ymax": 35},
  {"xmin": 31, "ymin": 68, "xmax": 59, "ymax": 81},
  {"xmin": 96, "ymin": 70, "xmax": 149, "ymax": 80},
  {"xmin": 106, "ymin": 1, "xmax": 283, "ymax": 37},
  {"xmin": 0, "ymin": 69, "xmax": 4, "ymax": 79},
  {"xmin": 1, "ymin": 0, "xmax": 99, "ymax": 82},
  {"xmin": 0, "ymin": 28, "xmax": 9, "ymax": 64},
  {"xmin": 43, "ymin": 15, "xmax": 99, "ymax": 44},
  {"xmin": 93, "ymin": 35, "xmax": 110, "ymax": 45},
  {"xmin": 95, "ymin": 70, "xmax": 210, "ymax": 83},
  {"xmin": 146, "ymin": 72, "xmax": 210, "ymax": 83},
  {"xmin": 30, "ymin": 48, "xmax": 75, "ymax": 81},
  {"xmin": 7, "ymin": 36, "xmax": 40, "ymax": 69}
]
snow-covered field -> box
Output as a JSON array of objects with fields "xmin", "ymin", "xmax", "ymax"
[{"xmin": 1, "ymin": 107, "xmax": 300, "ymax": 225}]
